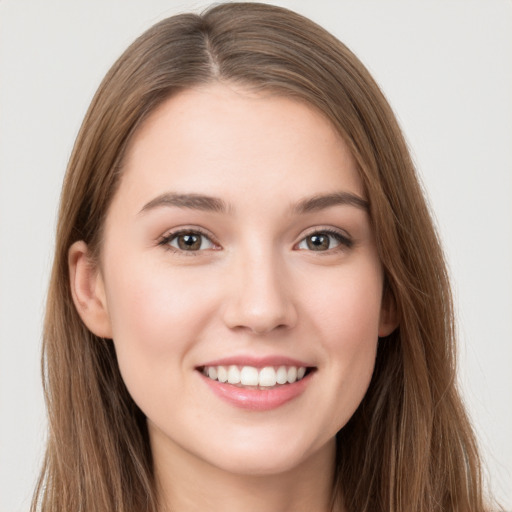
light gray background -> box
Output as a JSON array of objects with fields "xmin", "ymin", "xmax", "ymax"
[{"xmin": 1, "ymin": 1, "xmax": 511, "ymax": 510}]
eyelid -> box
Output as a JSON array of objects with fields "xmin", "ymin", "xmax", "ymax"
[
  {"xmin": 156, "ymin": 225, "xmax": 353, "ymax": 254},
  {"xmin": 157, "ymin": 226, "xmax": 221, "ymax": 254},
  {"xmin": 294, "ymin": 226, "xmax": 353, "ymax": 251}
]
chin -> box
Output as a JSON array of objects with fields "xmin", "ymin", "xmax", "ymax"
[
  {"xmin": 217, "ymin": 453, "xmax": 303, "ymax": 476},
  {"xmin": 198, "ymin": 432, "xmax": 335, "ymax": 477}
]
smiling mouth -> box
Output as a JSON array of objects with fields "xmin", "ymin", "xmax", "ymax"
[{"xmin": 198, "ymin": 365, "xmax": 315, "ymax": 389}]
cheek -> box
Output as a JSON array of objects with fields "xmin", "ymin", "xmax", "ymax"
[
  {"xmin": 102, "ymin": 258, "xmax": 218, "ymax": 397},
  {"xmin": 329, "ymin": 270, "xmax": 382, "ymax": 376},
  {"xmin": 301, "ymin": 259, "xmax": 383, "ymax": 423},
  {"xmin": 305, "ymin": 258, "xmax": 384, "ymax": 345},
  {"xmin": 106, "ymin": 258, "xmax": 214, "ymax": 346}
]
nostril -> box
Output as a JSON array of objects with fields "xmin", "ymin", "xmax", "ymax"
[
  {"xmin": 251, "ymin": 323, "xmax": 289, "ymax": 335},
  {"xmin": 221, "ymin": 271, "xmax": 298, "ymax": 334}
]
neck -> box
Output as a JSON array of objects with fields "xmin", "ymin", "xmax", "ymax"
[{"xmin": 151, "ymin": 429, "xmax": 340, "ymax": 512}]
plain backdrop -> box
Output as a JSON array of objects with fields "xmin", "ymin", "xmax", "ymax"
[{"xmin": 0, "ymin": 1, "xmax": 511, "ymax": 510}]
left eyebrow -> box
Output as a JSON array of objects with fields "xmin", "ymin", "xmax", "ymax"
[
  {"xmin": 293, "ymin": 192, "xmax": 369, "ymax": 214},
  {"xmin": 139, "ymin": 192, "xmax": 228, "ymax": 214}
]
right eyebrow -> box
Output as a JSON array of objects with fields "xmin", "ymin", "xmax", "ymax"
[
  {"xmin": 293, "ymin": 191, "xmax": 369, "ymax": 214},
  {"xmin": 138, "ymin": 192, "xmax": 228, "ymax": 215}
]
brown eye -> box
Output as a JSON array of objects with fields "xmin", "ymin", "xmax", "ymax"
[
  {"xmin": 177, "ymin": 233, "xmax": 201, "ymax": 250},
  {"xmin": 297, "ymin": 230, "xmax": 351, "ymax": 252},
  {"xmin": 305, "ymin": 234, "xmax": 334, "ymax": 251},
  {"xmin": 167, "ymin": 232, "xmax": 215, "ymax": 251}
]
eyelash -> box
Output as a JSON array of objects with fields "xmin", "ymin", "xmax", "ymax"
[
  {"xmin": 158, "ymin": 228, "xmax": 219, "ymax": 256},
  {"xmin": 297, "ymin": 228, "xmax": 353, "ymax": 253},
  {"xmin": 158, "ymin": 227, "xmax": 353, "ymax": 255}
]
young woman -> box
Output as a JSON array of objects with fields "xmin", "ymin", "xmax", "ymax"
[{"xmin": 32, "ymin": 3, "xmax": 491, "ymax": 511}]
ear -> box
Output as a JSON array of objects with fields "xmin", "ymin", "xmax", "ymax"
[
  {"xmin": 68, "ymin": 241, "xmax": 113, "ymax": 338},
  {"xmin": 378, "ymin": 286, "xmax": 399, "ymax": 338}
]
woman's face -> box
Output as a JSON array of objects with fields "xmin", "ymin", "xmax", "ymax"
[{"xmin": 75, "ymin": 84, "xmax": 395, "ymax": 476}]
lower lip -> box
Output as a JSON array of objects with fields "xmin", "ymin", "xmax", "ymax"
[{"xmin": 200, "ymin": 372, "xmax": 312, "ymax": 411}]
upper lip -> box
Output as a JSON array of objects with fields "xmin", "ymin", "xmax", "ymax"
[{"xmin": 197, "ymin": 355, "xmax": 314, "ymax": 368}]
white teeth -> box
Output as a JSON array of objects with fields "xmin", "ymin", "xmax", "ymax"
[
  {"xmin": 240, "ymin": 366, "xmax": 259, "ymax": 386},
  {"xmin": 259, "ymin": 367, "xmax": 277, "ymax": 387},
  {"xmin": 203, "ymin": 364, "xmax": 308, "ymax": 387},
  {"xmin": 287, "ymin": 366, "xmax": 297, "ymax": 383},
  {"xmin": 227, "ymin": 365, "xmax": 241, "ymax": 384},
  {"xmin": 217, "ymin": 366, "xmax": 228, "ymax": 383},
  {"xmin": 276, "ymin": 366, "xmax": 288, "ymax": 384}
]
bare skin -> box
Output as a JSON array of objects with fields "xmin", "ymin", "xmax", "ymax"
[{"xmin": 153, "ymin": 427, "xmax": 337, "ymax": 512}]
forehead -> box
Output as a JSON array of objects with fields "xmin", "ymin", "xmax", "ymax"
[{"xmin": 116, "ymin": 83, "xmax": 364, "ymax": 214}]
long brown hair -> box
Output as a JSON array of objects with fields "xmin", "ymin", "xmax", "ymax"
[{"xmin": 33, "ymin": 3, "xmax": 488, "ymax": 511}]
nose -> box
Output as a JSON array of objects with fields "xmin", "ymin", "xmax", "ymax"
[{"xmin": 222, "ymin": 250, "xmax": 298, "ymax": 335}]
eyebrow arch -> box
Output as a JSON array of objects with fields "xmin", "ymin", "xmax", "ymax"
[
  {"xmin": 139, "ymin": 193, "xmax": 228, "ymax": 214},
  {"xmin": 293, "ymin": 192, "xmax": 369, "ymax": 213},
  {"xmin": 139, "ymin": 191, "xmax": 368, "ymax": 216}
]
